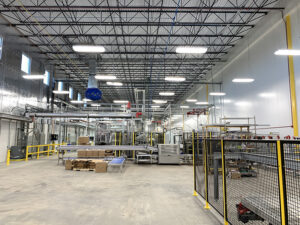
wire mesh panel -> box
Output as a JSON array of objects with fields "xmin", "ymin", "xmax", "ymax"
[
  {"xmin": 282, "ymin": 141, "xmax": 300, "ymax": 225},
  {"xmin": 207, "ymin": 139, "xmax": 224, "ymax": 216},
  {"xmin": 224, "ymin": 140, "xmax": 281, "ymax": 225},
  {"xmin": 195, "ymin": 137, "xmax": 205, "ymax": 198}
]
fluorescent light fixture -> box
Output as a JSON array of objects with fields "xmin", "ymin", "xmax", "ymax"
[
  {"xmin": 274, "ymin": 49, "xmax": 300, "ymax": 56},
  {"xmin": 95, "ymin": 75, "xmax": 117, "ymax": 80},
  {"xmin": 259, "ymin": 93, "xmax": 276, "ymax": 98},
  {"xmin": 235, "ymin": 101, "xmax": 251, "ymax": 106},
  {"xmin": 70, "ymin": 100, "xmax": 84, "ymax": 104},
  {"xmin": 186, "ymin": 99, "xmax": 197, "ymax": 102},
  {"xmin": 159, "ymin": 92, "xmax": 175, "ymax": 96},
  {"xmin": 91, "ymin": 103, "xmax": 101, "ymax": 107},
  {"xmin": 224, "ymin": 99, "xmax": 232, "ymax": 103},
  {"xmin": 83, "ymin": 98, "xmax": 92, "ymax": 102},
  {"xmin": 53, "ymin": 90, "xmax": 69, "ymax": 94},
  {"xmin": 153, "ymin": 100, "xmax": 167, "ymax": 104},
  {"xmin": 180, "ymin": 106, "xmax": 189, "ymax": 109},
  {"xmin": 107, "ymin": 82, "xmax": 123, "ymax": 86},
  {"xmin": 72, "ymin": 45, "xmax": 105, "ymax": 53},
  {"xmin": 209, "ymin": 92, "xmax": 226, "ymax": 96},
  {"xmin": 113, "ymin": 100, "xmax": 129, "ymax": 104},
  {"xmin": 151, "ymin": 105, "xmax": 160, "ymax": 108},
  {"xmin": 176, "ymin": 46, "xmax": 207, "ymax": 54},
  {"xmin": 165, "ymin": 76, "xmax": 186, "ymax": 82},
  {"xmin": 196, "ymin": 101, "xmax": 209, "ymax": 105},
  {"xmin": 232, "ymin": 78, "xmax": 254, "ymax": 83},
  {"xmin": 22, "ymin": 74, "xmax": 45, "ymax": 80}
]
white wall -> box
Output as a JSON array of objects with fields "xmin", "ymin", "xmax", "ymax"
[{"xmin": 178, "ymin": 0, "xmax": 300, "ymax": 137}]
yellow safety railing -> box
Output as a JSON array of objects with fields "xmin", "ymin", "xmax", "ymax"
[{"xmin": 25, "ymin": 143, "xmax": 65, "ymax": 161}]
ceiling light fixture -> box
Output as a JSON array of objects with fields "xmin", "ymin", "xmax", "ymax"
[
  {"xmin": 196, "ymin": 101, "xmax": 209, "ymax": 105},
  {"xmin": 83, "ymin": 98, "xmax": 92, "ymax": 102},
  {"xmin": 180, "ymin": 106, "xmax": 189, "ymax": 109},
  {"xmin": 274, "ymin": 49, "xmax": 300, "ymax": 56},
  {"xmin": 153, "ymin": 100, "xmax": 167, "ymax": 104},
  {"xmin": 70, "ymin": 100, "xmax": 84, "ymax": 104},
  {"xmin": 159, "ymin": 92, "xmax": 175, "ymax": 96},
  {"xmin": 209, "ymin": 92, "xmax": 226, "ymax": 96},
  {"xmin": 22, "ymin": 74, "xmax": 45, "ymax": 80},
  {"xmin": 259, "ymin": 93, "xmax": 276, "ymax": 98},
  {"xmin": 113, "ymin": 100, "xmax": 129, "ymax": 104},
  {"xmin": 176, "ymin": 46, "xmax": 207, "ymax": 54},
  {"xmin": 186, "ymin": 99, "xmax": 197, "ymax": 102},
  {"xmin": 53, "ymin": 90, "xmax": 69, "ymax": 95},
  {"xmin": 232, "ymin": 78, "xmax": 255, "ymax": 83},
  {"xmin": 91, "ymin": 103, "xmax": 101, "ymax": 107},
  {"xmin": 72, "ymin": 45, "xmax": 105, "ymax": 53},
  {"xmin": 151, "ymin": 105, "xmax": 160, "ymax": 108},
  {"xmin": 107, "ymin": 82, "xmax": 123, "ymax": 86},
  {"xmin": 165, "ymin": 76, "xmax": 186, "ymax": 82},
  {"xmin": 95, "ymin": 75, "xmax": 117, "ymax": 80}
]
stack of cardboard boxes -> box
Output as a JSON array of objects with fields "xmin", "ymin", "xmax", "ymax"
[
  {"xmin": 64, "ymin": 149, "xmax": 114, "ymax": 173},
  {"xmin": 77, "ymin": 150, "xmax": 114, "ymax": 158},
  {"xmin": 77, "ymin": 136, "xmax": 90, "ymax": 145},
  {"xmin": 227, "ymin": 160, "xmax": 241, "ymax": 179},
  {"xmin": 65, "ymin": 159, "xmax": 108, "ymax": 173}
]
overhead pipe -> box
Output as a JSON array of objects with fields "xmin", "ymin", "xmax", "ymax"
[{"xmin": 26, "ymin": 113, "xmax": 133, "ymax": 118}]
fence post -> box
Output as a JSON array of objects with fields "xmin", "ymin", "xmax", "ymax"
[
  {"xmin": 25, "ymin": 146, "xmax": 29, "ymax": 161},
  {"xmin": 204, "ymin": 138, "xmax": 210, "ymax": 209},
  {"xmin": 277, "ymin": 140, "xmax": 288, "ymax": 225},
  {"xmin": 37, "ymin": 146, "xmax": 40, "ymax": 160},
  {"xmin": 150, "ymin": 132, "xmax": 153, "ymax": 146},
  {"xmin": 221, "ymin": 139, "xmax": 229, "ymax": 225},
  {"xmin": 114, "ymin": 132, "xmax": 117, "ymax": 157},
  {"xmin": 133, "ymin": 132, "xmax": 135, "ymax": 160},
  {"xmin": 192, "ymin": 130, "xmax": 198, "ymax": 196},
  {"xmin": 6, "ymin": 150, "xmax": 10, "ymax": 166},
  {"xmin": 119, "ymin": 132, "xmax": 121, "ymax": 157}
]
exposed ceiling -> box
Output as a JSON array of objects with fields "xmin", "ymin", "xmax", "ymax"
[{"xmin": 0, "ymin": 0, "xmax": 283, "ymax": 108}]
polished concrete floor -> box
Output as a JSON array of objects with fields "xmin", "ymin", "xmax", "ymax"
[{"xmin": 0, "ymin": 157, "xmax": 221, "ymax": 225}]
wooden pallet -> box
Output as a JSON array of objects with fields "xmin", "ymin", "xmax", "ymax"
[{"xmin": 73, "ymin": 168, "xmax": 95, "ymax": 171}]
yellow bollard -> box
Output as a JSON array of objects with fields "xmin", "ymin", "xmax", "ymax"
[{"xmin": 6, "ymin": 150, "xmax": 10, "ymax": 166}]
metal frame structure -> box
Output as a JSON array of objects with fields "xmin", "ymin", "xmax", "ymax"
[{"xmin": 0, "ymin": 0, "xmax": 283, "ymax": 109}]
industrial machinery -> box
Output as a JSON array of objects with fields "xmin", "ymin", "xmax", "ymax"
[
  {"xmin": 95, "ymin": 123, "xmax": 111, "ymax": 145},
  {"xmin": 158, "ymin": 144, "xmax": 180, "ymax": 165}
]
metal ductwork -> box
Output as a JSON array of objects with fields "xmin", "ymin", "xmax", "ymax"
[{"xmin": 88, "ymin": 59, "xmax": 97, "ymax": 89}]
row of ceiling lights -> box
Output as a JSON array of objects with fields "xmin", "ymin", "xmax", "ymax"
[{"xmin": 22, "ymin": 44, "xmax": 297, "ymax": 106}]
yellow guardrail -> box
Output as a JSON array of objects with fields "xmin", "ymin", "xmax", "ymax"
[
  {"xmin": 25, "ymin": 143, "xmax": 65, "ymax": 161},
  {"xmin": 6, "ymin": 142, "xmax": 67, "ymax": 166}
]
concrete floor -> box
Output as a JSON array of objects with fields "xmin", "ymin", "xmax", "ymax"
[{"xmin": 0, "ymin": 157, "xmax": 221, "ymax": 225}]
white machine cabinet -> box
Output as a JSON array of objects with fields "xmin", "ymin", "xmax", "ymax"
[{"xmin": 158, "ymin": 144, "xmax": 180, "ymax": 165}]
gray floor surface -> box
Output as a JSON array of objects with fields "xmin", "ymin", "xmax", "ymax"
[{"xmin": 0, "ymin": 158, "xmax": 221, "ymax": 225}]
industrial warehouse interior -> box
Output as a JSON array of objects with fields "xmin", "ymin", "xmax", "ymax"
[{"xmin": 0, "ymin": 0, "xmax": 300, "ymax": 225}]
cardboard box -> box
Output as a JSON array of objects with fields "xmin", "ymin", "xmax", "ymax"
[
  {"xmin": 95, "ymin": 161, "xmax": 107, "ymax": 173},
  {"xmin": 92, "ymin": 150, "xmax": 99, "ymax": 158},
  {"xmin": 73, "ymin": 159, "xmax": 89, "ymax": 169},
  {"xmin": 77, "ymin": 150, "xmax": 87, "ymax": 158},
  {"xmin": 86, "ymin": 150, "xmax": 94, "ymax": 158},
  {"xmin": 230, "ymin": 171, "xmax": 241, "ymax": 179},
  {"xmin": 78, "ymin": 136, "xmax": 90, "ymax": 145},
  {"xmin": 98, "ymin": 150, "xmax": 106, "ymax": 157},
  {"xmin": 65, "ymin": 160, "xmax": 73, "ymax": 170}
]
